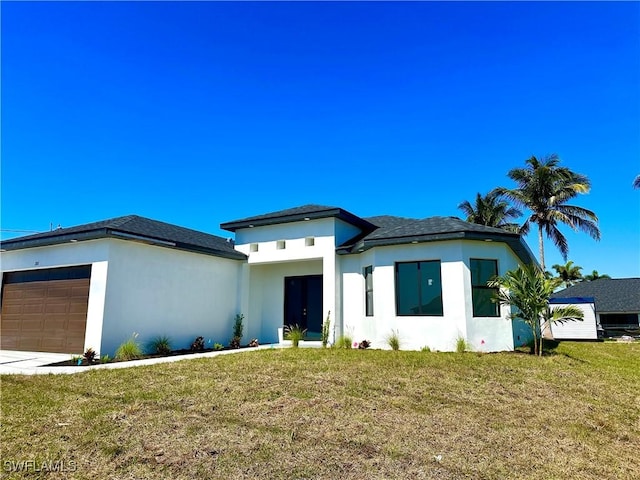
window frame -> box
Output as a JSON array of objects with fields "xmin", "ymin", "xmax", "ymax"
[
  {"xmin": 470, "ymin": 258, "xmax": 500, "ymax": 317},
  {"xmin": 364, "ymin": 265, "xmax": 374, "ymax": 317},
  {"xmin": 394, "ymin": 260, "xmax": 443, "ymax": 317}
]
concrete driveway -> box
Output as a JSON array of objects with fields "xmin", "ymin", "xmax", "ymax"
[{"xmin": 0, "ymin": 350, "xmax": 73, "ymax": 375}]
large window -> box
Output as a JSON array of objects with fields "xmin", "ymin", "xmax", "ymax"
[
  {"xmin": 395, "ymin": 261, "xmax": 443, "ymax": 316},
  {"xmin": 364, "ymin": 265, "xmax": 374, "ymax": 316},
  {"xmin": 470, "ymin": 259, "xmax": 499, "ymax": 317}
]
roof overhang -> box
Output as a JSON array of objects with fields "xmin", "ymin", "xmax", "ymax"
[
  {"xmin": 221, "ymin": 207, "xmax": 376, "ymax": 233},
  {"xmin": 0, "ymin": 229, "xmax": 247, "ymax": 260},
  {"xmin": 338, "ymin": 230, "xmax": 537, "ymax": 266}
]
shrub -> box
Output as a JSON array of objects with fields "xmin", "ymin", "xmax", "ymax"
[
  {"xmin": 421, "ymin": 346, "xmax": 432, "ymax": 353},
  {"xmin": 321, "ymin": 310, "xmax": 331, "ymax": 348},
  {"xmin": 233, "ymin": 314, "xmax": 244, "ymax": 340},
  {"xmin": 229, "ymin": 336, "xmax": 241, "ymax": 349},
  {"xmin": 334, "ymin": 334, "xmax": 353, "ymax": 349},
  {"xmin": 83, "ymin": 347, "xmax": 97, "ymax": 363},
  {"xmin": 148, "ymin": 335, "xmax": 172, "ymax": 355},
  {"xmin": 386, "ymin": 330, "xmax": 401, "ymax": 351},
  {"xmin": 115, "ymin": 333, "xmax": 142, "ymax": 361},
  {"xmin": 100, "ymin": 354, "xmax": 111, "ymax": 364},
  {"xmin": 358, "ymin": 340, "xmax": 371, "ymax": 349},
  {"xmin": 71, "ymin": 355, "xmax": 82, "ymax": 365},
  {"xmin": 284, "ymin": 324, "xmax": 307, "ymax": 348},
  {"xmin": 191, "ymin": 336, "xmax": 205, "ymax": 352},
  {"xmin": 213, "ymin": 343, "xmax": 224, "ymax": 351},
  {"xmin": 248, "ymin": 338, "xmax": 259, "ymax": 347}
]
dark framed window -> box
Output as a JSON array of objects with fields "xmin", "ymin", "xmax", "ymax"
[
  {"xmin": 470, "ymin": 259, "xmax": 499, "ymax": 317},
  {"xmin": 364, "ymin": 265, "xmax": 374, "ymax": 316},
  {"xmin": 3, "ymin": 265, "xmax": 92, "ymax": 284},
  {"xmin": 395, "ymin": 261, "xmax": 443, "ymax": 316}
]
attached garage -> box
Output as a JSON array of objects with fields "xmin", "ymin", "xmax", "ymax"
[{"xmin": 1, "ymin": 265, "xmax": 91, "ymax": 353}]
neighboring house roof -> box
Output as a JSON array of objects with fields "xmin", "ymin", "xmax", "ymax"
[
  {"xmin": 551, "ymin": 278, "xmax": 640, "ymax": 313},
  {"xmin": 0, "ymin": 215, "xmax": 246, "ymax": 260},
  {"xmin": 220, "ymin": 204, "xmax": 377, "ymax": 232}
]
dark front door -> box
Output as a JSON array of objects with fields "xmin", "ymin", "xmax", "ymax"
[{"xmin": 284, "ymin": 275, "xmax": 323, "ymax": 339}]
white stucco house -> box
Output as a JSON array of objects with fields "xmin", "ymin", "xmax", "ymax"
[{"xmin": 0, "ymin": 204, "xmax": 537, "ymax": 356}]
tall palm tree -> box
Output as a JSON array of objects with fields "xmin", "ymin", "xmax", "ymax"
[
  {"xmin": 552, "ymin": 261, "xmax": 583, "ymax": 288},
  {"xmin": 458, "ymin": 192, "xmax": 521, "ymax": 232},
  {"xmin": 583, "ymin": 270, "xmax": 611, "ymax": 281},
  {"xmin": 634, "ymin": 175, "xmax": 640, "ymax": 189},
  {"xmin": 495, "ymin": 154, "xmax": 600, "ymax": 270}
]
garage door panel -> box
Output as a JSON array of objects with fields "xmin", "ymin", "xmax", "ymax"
[{"xmin": 1, "ymin": 274, "xmax": 89, "ymax": 353}]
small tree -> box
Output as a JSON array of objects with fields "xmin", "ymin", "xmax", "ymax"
[{"xmin": 489, "ymin": 264, "xmax": 584, "ymax": 356}]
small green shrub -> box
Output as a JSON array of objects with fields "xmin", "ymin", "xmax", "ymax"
[
  {"xmin": 115, "ymin": 334, "xmax": 142, "ymax": 361},
  {"xmin": 100, "ymin": 354, "xmax": 111, "ymax": 364},
  {"xmin": 421, "ymin": 346, "xmax": 431, "ymax": 353},
  {"xmin": 334, "ymin": 334, "xmax": 353, "ymax": 349},
  {"xmin": 191, "ymin": 336, "xmax": 205, "ymax": 352},
  {"xmin": 386, "ymin": 330, "xmax": 401, "ymax": 351},
  {"xmin": 284, "ymin": 324, "xmax": 307, "ymax": 348},
  {"xmin": 71, "ymin": 355, "xmax": 82, "ymax": 365},
  {"xmin": 213, "ymin": 343, "xmax": 224, "ymax": 351},
  {"xmin": 83, "ymin": 347, "xmax": 97, "ymax": 363},
  {"xmin": 321, "ymin": 311, "xmax": 331, "ymax": 348},
  {"xmin": 148, "ymin": 335, "xmax": 172, "ymax": 355},
  {"xmin": 233, "ymin": 313, "xmax": 244, "ymax": 340},
  {"xmin": 455, "ymin": 336, "xmax": 472, "ymax": 353}
]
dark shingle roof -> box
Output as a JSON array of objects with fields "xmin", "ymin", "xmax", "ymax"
[
  {"xmin": 221, "ymin": 204, "xmax": 376, "ymax": 232},
  {"xmin": 0, "ymin": 215, "xmax": 246, "ymax": 260},
  {"xmin": 551, "ymin": 278, "xmax": 640, "ymax": 313}
]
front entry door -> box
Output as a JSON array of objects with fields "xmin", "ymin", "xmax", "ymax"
[{"xmin": 284, "ymin": 275, "xmax": 323, "ymax": 339}]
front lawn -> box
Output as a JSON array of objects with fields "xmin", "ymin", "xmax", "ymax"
[{"xmin": 1, "ymin": 342, "xmax": 638, "ymax": 479}]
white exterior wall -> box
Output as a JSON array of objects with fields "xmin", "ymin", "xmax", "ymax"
[
  {"xmin": 233, "ymin": 218, "xmax": 346, "ymax": 343},
  {"xmin": 1, "ymin": 239, "xmax": 243, "ymax": 356},
  {"xmin": 341, "ymin": 240, "xmax": 526, "ymax": 352},
  {"xmin": 550, "ymin": 302, "xmax": 598, "ymax": 340}
]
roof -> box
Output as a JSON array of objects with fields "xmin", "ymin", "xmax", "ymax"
[
  {"xmin": 551, "ymin": 278, "xmax": 640, "ymax": 313},
  {"xmin": 0, "ymin": 215, "xmax": 246, "ymax": 260},
  {"xmin": 339, "ymin": 215, "xmax": 536, "ymax": 265},
  {"xmin": 221, "ymin": 204, "xmax": 377, "ymax": 232}
]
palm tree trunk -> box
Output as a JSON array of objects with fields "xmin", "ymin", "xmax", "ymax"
[{"xmin": 538, "ymin": 224, "xmax": 545, "ymax": 271}]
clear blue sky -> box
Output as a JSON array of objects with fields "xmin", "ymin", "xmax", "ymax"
[{"xmin": 2, "ymin": 1, "xmax": 639, "ymax": 278}]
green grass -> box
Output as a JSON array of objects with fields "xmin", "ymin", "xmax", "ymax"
[{"xmin": 1, "ymin": 342, "xmax": 639, "ymax": 479}]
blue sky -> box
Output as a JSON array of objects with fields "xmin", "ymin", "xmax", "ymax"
[{"xmin": 2, "ymin": 1, "xmax": 639, "ymax": 278}]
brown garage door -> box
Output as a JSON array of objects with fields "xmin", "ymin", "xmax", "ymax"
[{"xmin": 1, "ymin": 266, "xmax": 91, "ymax": 353}]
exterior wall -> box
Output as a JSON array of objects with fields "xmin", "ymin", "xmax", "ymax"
[
  {"xmin": 549, "ymin": 302, "xmax": 598, "ymax": 340},
  {"xmin": 247, "ymin": 260, "xmax": 323, "ymax": 343},
  {"xmin": 100, "ymin": 239, "xmax": 242, "ymax": 356},
  {"xmin": 341, "ymin": 240, "xmax": 526, "ymax": 352},
  {"xmin": 233, "ymin": 217, "xmax": 349, "ymax": 343},
  {"xmin": 1, "ymin": 239, "xmax": 243, "ymax": 356}
]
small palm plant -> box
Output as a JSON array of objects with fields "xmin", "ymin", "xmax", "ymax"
[
  {"xmin": 284, "ymin": 324, "xmax": 307, "ymax": 348},
  {"xmin": 148, "ymin": 335, "xmax": 172, "ymax": 355}
]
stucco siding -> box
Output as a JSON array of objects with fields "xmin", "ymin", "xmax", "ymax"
[
  {"xmin": 100, "ymin": 239, "xmax": 242, "ymax": 356},
  {"xmin": 247, "ymin": 260, "xmax": 323, "ymax": 343}
]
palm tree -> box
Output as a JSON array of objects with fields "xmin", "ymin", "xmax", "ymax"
[
  {"xmin": 583, "ymin": 270, "xmax": 611, "ymax": 281},
  {"xmin": 634, "ymin": 175, "xmax": 640, "ymax": 189},
  {"xmin": 489, "ymin": 264, "xmax": 584, "ymax": 356},
  {"xmin": 552, "ymin": 260, "xmax": 583, "ymax": 288},
  {"xmin": 458, "ymin": 191, "xmax": 521, "ymax": 232},
  {"xmin": 495, "ymin": 154, "xmax": 600, "ymax": 270}
]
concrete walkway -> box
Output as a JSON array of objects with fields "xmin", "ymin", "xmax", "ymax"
[
  {"xmin": 0, "ymin": 340, "xmax": 326, "ymax": 375},
  {"xmin": 0, "ymin": 345, "xmax": 282, "ymax": 375}
]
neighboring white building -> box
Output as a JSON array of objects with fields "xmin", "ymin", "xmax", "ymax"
[{"xmin": 1, "ymin": 205, "xmax": 537, "ymax": 356}]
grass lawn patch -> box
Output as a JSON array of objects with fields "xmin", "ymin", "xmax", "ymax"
[{"xmin": 1, "ymin": 342, "xmax": 639, "ymax": 479}]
